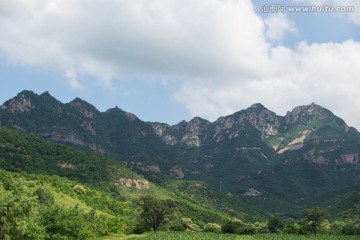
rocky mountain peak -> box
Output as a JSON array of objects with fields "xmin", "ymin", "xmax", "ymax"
[
  {"xmin": 4, "ymin": 90, "xmax": 36, "ymax": 113},
  {"xmin": 248, "ymin": 103, "xmax": 267, "ymax": 111},
  {"xmin": 69, "ymin": 98, "xmax": 99, "ymax": 119},
  {"xmin": 184, "ymin": 117, "xmax": 209, "ymax": 136},
  {"xmin": 17, "ymin": 90, "xmax": 37, "ymax": 98},
  {"xmin": 187, "ymin": 117, "xmax": 210, "ymax": 129},
  {"xmin": 230, "ymin": 104, "xmax": 281, "ymax": 136},
  {"xmin": 285, "ymin": 103, "xmax": 330, "ymax": 126}
]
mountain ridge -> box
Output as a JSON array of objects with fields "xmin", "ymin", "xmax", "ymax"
[{"xmin": 1, "ymin": 90, "xmax": 360, "ymax": 215}]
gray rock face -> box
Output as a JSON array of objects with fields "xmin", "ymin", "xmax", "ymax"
[{"xmin": 8, "ymin": 94, "xmax": 34, "ymax": 113}]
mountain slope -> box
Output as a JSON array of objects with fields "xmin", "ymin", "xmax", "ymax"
[
  {"xmin": 1, "ymin": 90, "xmax": 360, "ymax": 216},
  {"xmin": 0, "ymin": 125, "xmax": 258, "ymax": 224},
  {"xmin": 0, "ymin": 90, "xmax": 184, "ymax": 173},
  {"xmin": 151, "ymin": 102, "xmax": 360, "ymax": 215}
]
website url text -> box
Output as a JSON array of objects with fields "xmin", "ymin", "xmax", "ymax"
[{"xmin": 262, "ymin": 5, "xmax": 355, "ymax": 13}]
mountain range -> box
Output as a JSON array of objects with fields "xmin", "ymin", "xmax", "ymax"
[{"xmin": 1, "ymin": 90, "xmax": 360, "ymax": 216}]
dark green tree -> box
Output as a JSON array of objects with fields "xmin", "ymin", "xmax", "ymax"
[
  {"xmin": 267, "ymin": 216, "xmax": 284, "ymax": 233},
  {"xmin": 302, "ymin": 207, "xmax": 326, "ymax": 235},
  {"xmin": 139, "ymin": 196, "xmax": 176, "ymax": 233}
]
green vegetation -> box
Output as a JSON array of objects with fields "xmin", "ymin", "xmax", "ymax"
[
  {"xmin": 0, "ymin": 126, "xmax": 256, "ymax": 224},
  {"xmin": 1, "ymin": 92, "xmax": 360, "ymax": 239},
  {"xmin": 138, "ymin": 196, "xmax": 176, "ymax": 233},
  {"xmin": 126, "ymin": 232, "xmax": 359, "ymax": 240},
  {"xmin": 0, "ymin": 170, "xmax": 135, "ymax": 239},
  {"xmin": 2, "ymin": 91, "xmax": 360, "ymax": 218},
  {"xmin": 302, "ymin": 208, "xmax": 327, "ymax": 235}
]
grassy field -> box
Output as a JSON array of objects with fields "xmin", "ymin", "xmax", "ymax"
[{"xmin": 103, "ymin": 232, "xmax": 360, "ymax": 240}]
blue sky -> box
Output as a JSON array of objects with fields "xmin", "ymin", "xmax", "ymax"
[{"xmin": 0, "ymin": 0, "xmax": 360, "ymax": 128}]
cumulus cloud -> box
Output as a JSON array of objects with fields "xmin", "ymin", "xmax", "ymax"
[
  {"xmin": 174, "ymin": 40, "xmax": 360, "ymax": 128},
  {"xmin": 0, "ymin": 0, "xmax": 268, "ymax": 86},
  {"xmin": 0, "ymin": 0, "xmax": 360, "ymax": 129},
  {"xmin": 265, "ymin": 14, "xmax": 297, "ymax": 42}
]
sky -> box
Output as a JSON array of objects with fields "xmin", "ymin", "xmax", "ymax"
[{"xmin": 0, "ymin": 0, "xmax": 360, "ymax": 129}]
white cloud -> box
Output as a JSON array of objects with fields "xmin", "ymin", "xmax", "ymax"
[
  {"xmin": 0, "ymin": 0, "xmax": 360, "ymax": 129},
  {"xmin": 0, "ymin": 0, "xmax": 268, "ymax": 84},
  {"xmin": 265, "ymin": 14, "xmax": 297, "ymax": 42},
  {"xmin": 175, "ymin": 40, "xmax": 360, "ymax": 128}
]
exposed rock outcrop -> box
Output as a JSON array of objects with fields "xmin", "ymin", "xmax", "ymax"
[
  {"xmin": 336, "ymin": 153, "xmax": 359, "ymax": 165},
  {"xmin": 244, "ymin": 188, "xmax": 261, "ymax": 197},
  {"xmin": 57, "ymin": 162, "xmax": 77, "ymax": 169},
  {"xmin": 278, "ymin": 135, "xmax": 307, "ymax": 154},
  {"xmin": 47, "ymin": 132, "xmax": 85, "ymax": 146},
  {"xmin": 81, "ymin": 121, "xmax": 96, "ymax": 135},
  {"xmin": 8, "ymin": 94, "xmax": 34, "ymax": 113},
  {"xmin": 125, "ymin": 112, "xmax": 138, "ymax": 121},
  {"xmin": 70, "ymin": 98, "xmax": 97, "ymax": 119},
  {"xmin": 146, "ymin": 165, "xmax": 161, "ymax": 173},
  {"xmin": 303, "ymin": 149, "xmax": 326, "ymax": 164},
  {"xmin": 88, "ymin": 144, "xmax": 106, "ymax": 154},
  {"xmin": 114, "ymin": 178, "xmax": 150, "ymax": 189},
  {"xmin": 170, "ymin": 165, "xmax": 184, "ymax": 179}
]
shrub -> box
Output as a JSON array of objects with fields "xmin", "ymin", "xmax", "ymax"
[
  {"xmin": 34, "ymin": 187, "xmax": 54, "ymax": 205},
  {"xmin": 237, "ymin": 225, "xmax": 256, "ymax": 235},
  {"xmin": 73, "ymin": 185, "xmax": 86, "ymax": 195},
  {"xmin": 181, "ymin": 218, "xmax": 193, "ymax": 229},
  {"xmin": 132, "ymin": 221, "xmax": 151, "ymax": 234},
  {"xmin": 222, "ymin": 218, "xmax": 244, "ymax": 234},
  {"xmin": 204, "ymin": 223, "xmax": 221, "ymax": 233},
  {"xmin": 283, "ymin": 218, "xmax": 300, "ymax": 234},
  {"xmin": 180, "ymin": 218, "xmax": 201, "ymax": 231},
  {"xmin": 169, "ymin": 222, "xmax": 186, "ymax": 231},
  {"xmin": 319, "ymin": 219, "xmax": 331, "ymax": 233},
  {"xmin": 342, "ymin": 220, "xmax": 360, "ymax": 235},
  {"xmin": 236, "ymin": 222, "xmax": 268, "ymax": 235},
  {"xmin": 331, "ymin": 221, "xmax": 345, "ymax": 234},
  {"xmin": 91, "ymin": 215, "xmax": 125, "ymax": 236},
  {"xmin": 0, "ymin": 184, "xmax": 45, "ymax": 240},
  {"xmin": 40, "ymin": 205, "xmax": 92, "ymax": 240}
]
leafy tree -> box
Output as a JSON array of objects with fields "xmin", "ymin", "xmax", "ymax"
[
  {"xmin": 302, "ymin": 207, "xmax": 326, "ymax": 235},
  {"xmin": 139, "ymin": 196, "xmax": 176, "ymax": 233},
  {"xmin": 267, "ymin": 216, "xmax": 284, "ymax": 233},
  {"xmin": 40, "ymin": 205, "xmax": 92, "ymax": 240},
  {"xmin": 0, "ymin": 182, "xmax": 45, "ymax": 240},
  {"xmin": 283, "ymin": 218, "xmax": 300, "ymax": 234}
]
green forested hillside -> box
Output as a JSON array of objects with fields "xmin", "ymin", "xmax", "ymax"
[
  {"xmin": 0, "ymin": 169, "xmax": 135, "ymax": 239},
  {"xmin": 0, "ymin": 126, "xmax": 261, "ymax": 238},
  {"xmin": 0, "ymin": 125, "xmax": 138, "ymax": 184}
]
